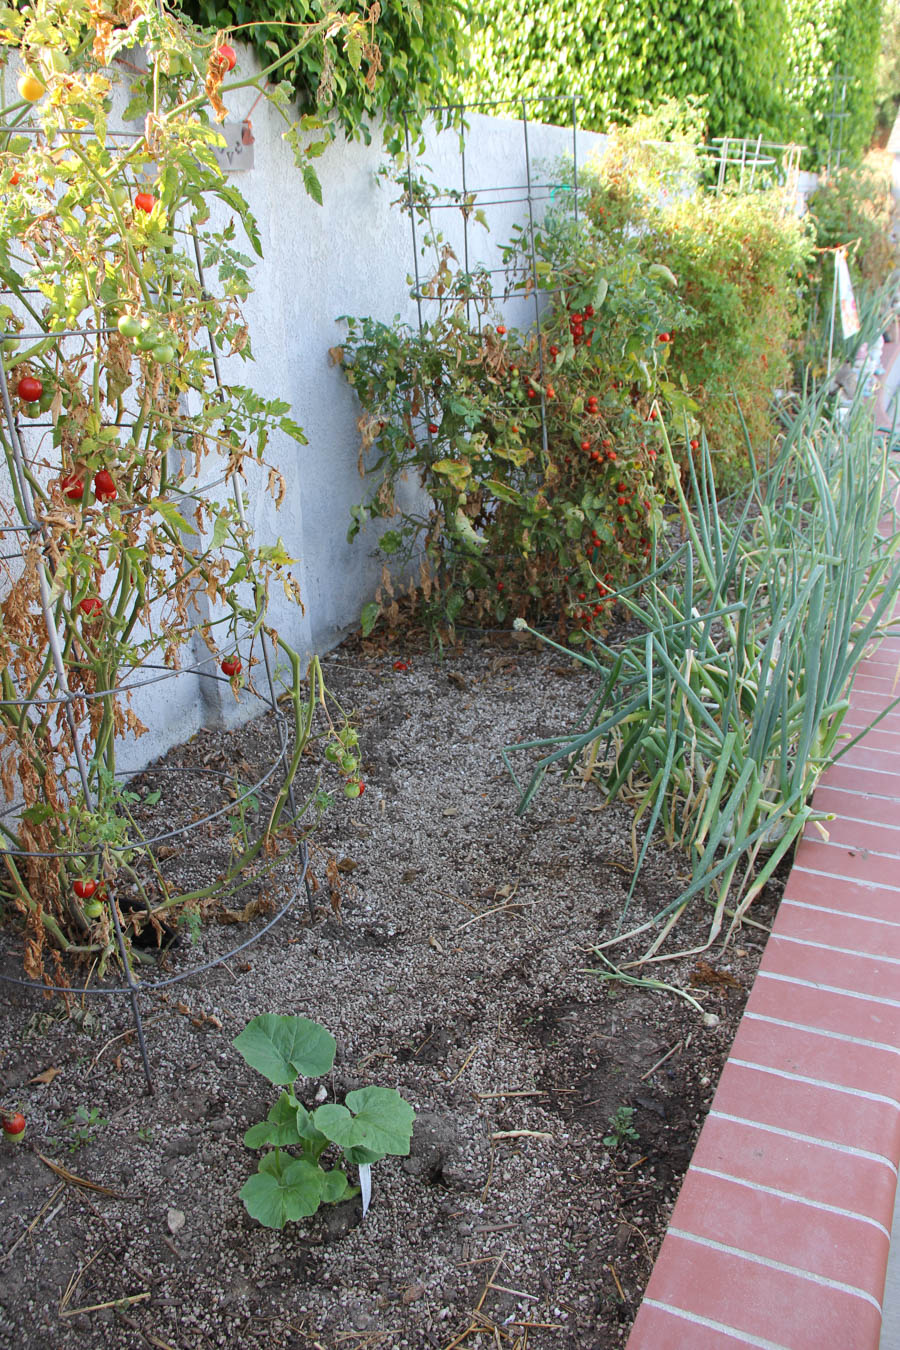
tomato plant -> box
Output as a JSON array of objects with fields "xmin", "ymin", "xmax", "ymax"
[
  {"xmin": 0, "ymin": 0, "xmax": 382, "ymax": 979},
  {"xmin": 338, "ymin": 173, "xmax": 696, "ymax": 640}
]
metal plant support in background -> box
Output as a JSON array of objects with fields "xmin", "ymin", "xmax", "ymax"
[
  {"xmin": 402, "ymin": 95, "xmax": 584, "ymax": 465},
  {"xmin": 0, "ymin": 132, "xmax": 313, "ymax": 1094},
  {"xmin": 399, "ymin": 99, "xmax": 810, "ymax": 443}
]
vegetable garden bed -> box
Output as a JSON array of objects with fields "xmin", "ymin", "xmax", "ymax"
[{"xmin": 0, "ymin": 631, "xmax": 782, "ymax": 1349}]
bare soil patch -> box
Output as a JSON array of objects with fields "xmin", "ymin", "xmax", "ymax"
[{"xmin": 0, "ymin": 632, "xmax": 779, "ymax": 1350}]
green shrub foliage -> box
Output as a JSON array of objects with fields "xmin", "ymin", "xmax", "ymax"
[
  {"xmin": 576, "ymin": 114, "xmax": 814, "ymax": 467},
  {"xmin": 464, "ymin": 0, "xmax": 883, "ymax": 167},
  {"xmin": 785, "ymin": 0, "xmax": 884, "ymax": 166},
  {"xmin": 462, "ymin": 0, "xmax": 790, "ymax": 142},
  {"xmin": 176, "ymin": 0, "xmax": 469, "ymax": 150}
]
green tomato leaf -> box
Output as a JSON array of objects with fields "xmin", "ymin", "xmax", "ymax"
[
  {"xmin": 233, "ymin": 1014, "xmax": 336, "ymax": 1086},
  {"xmin": 432, "ymin": 458, "xmax": 472, "ymax": 491},
  {"xmin": 239, "ymin": 1152, "xmax": 324, "ymax": 1228},
  {"xmin": 379, "ymin": 529, "xmax": 402, "ymax": 555},
  {"xmin": 150, "ymin": 497, "xmax": 197, "ymax": 535},
  {"xmin": 360, "ymin": 601, "xmax": 380, "ymax": 637},
  {"xmin": 484, "ymin": 479, "xmax": 525, "ymax": 506}
]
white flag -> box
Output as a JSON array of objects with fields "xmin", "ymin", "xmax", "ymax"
[{"xmin": 836, "ymin": 249, "xmax": 860, "ymax": 339}]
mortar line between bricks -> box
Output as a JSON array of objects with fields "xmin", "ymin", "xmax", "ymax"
[
  {"xmin": 807, "ymin": 783, "xmax": 900, "ymax": 802},
  {"xmin": 744, "ymin": 1011, "xmax": 900, "ymax": 1056},
  {"xmin": 727, "ymin": 1058, "xmax": 900, "ymax": 1108},
  {"xmin": 809, "ymin": 765, "xmax": 900, "ymax": 783},
  {"xmin": 793, "ymin": 865, "xmax": 900, "ymax": 891},
  {"xmin": 688, "ymin": 1166, "xmax": 892, "ymax": 1237},
  {"xmin": 667, "ymin": 1228, "xmax": 883, "ymax": 1311},
  {"xmin": 806, "ymin": 838, "xmax": 900, "ymax": 860},
  {"xmin": 756, "ymin": 969, "xmax": 900, "ymax": 1011},
  {"xmin": 641, "ymin": 1300, "xmax": 792, "ymax": 1350},
  {"xmin": 708, "ymin": 1112, "xmax": 898, "ymax": 1174},
  {"xmin": 771, "ymin": 932, "xmax": 900, "ymax": 965},
  {"xmin": 780, "ymin": 899, "xmax": 900, "ymax": 931}
]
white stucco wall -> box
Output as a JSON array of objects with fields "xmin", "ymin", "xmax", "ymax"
[{"xmin": 0, "ymin": 47, "xmax": 606, "ymax": 777}]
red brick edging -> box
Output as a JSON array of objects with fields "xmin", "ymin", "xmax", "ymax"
[{"xmin": 626, "ymin": 630, "xmax": 900, "ymax": 1350}]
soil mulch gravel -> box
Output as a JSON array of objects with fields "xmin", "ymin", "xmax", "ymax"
[{"xmin": 0, "ymin": 630, "xmax": 781, "ymax": 1350}]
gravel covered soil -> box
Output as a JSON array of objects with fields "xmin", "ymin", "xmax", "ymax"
[{"xmin": 0, "ymin": 632, "xmax": 779, "ymax": 1350}]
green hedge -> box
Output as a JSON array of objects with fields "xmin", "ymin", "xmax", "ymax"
[
  {"xmin": 461, "ymin": 0, "xmax": 790, "ymax": 142},
  {"xmin": 785, "ymin": 0, "xmax": 884, "ymax": 165},
  {"xmin": 463, "ymin": 0, "xmax": 884, "ymax": 167},
  {"xmin": 175, "ymin": 0, "xmax": 469, "ymax": 150}
]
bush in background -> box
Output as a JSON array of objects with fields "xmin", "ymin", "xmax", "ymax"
[
  {"xmin": 577, "ymin": 114, "xmax": 814, "ymax": 471},
  {"xmin": 805, "ymin": 164, "xmax": 896, "ymax": 286},
  {"xmin": 462, "ymin": 0, "xmax": 789, "ymax": 144},
  {"xmin": 784, "ymin": 0, "xmax": 884, "ymax": 167}
]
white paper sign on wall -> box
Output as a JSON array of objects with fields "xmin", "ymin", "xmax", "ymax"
[{"xmin": 210, "ymin": 123, "xmax": 254, "ymax": 173}]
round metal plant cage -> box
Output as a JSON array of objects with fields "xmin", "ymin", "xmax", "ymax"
[{"xmin": 0, "ymin": 191, "xmax": 312, "ymax": 1093}]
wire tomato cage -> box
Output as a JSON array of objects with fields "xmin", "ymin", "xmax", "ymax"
[{"xmin": 0, "ymin": 123, "xmax": 313, "ymax": 1092}]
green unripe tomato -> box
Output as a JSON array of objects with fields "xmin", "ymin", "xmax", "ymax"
[
  {"xmin": 117, "ymin": 314, "xmax": 142, "ymax": 339},
  {"xmin": 324, "ymin": 742, "xmax": 342, "ymax": 763},
  {"xmin": 338, "ymin": 727, "xmax": 359, "ymax": 748},
  {"xmin": 38, "ymin": 388, "xmax": 54, "ymax": 412},
  {"xmin": 83, "ymin": 897, "xmax": 103, "ymax": 919},
  {"xmin": 137, "ymin": 326, "xmax": 159, "ymax": 351},
  {"xmin": 340, "ymin": 753, "xmax": 359, "ymax": 774},
  {"xmin": 344, "ymin": 781, "xmax": 362, "ymax": 799},
  {"xmin": 151, "ymin": 343, "xmax": 175, "ymax": 365},
  {"xmin": 23, "ymin": 401, "xmax": 40, "ymax": 418}
]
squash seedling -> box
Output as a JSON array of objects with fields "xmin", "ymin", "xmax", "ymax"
[{"xmin": 234, "ymin": 1014, "xmax": 415, "ymax": 1229}]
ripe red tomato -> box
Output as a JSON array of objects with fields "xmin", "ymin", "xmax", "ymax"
[
  {"xmin": 584, "ymin": 305, "xmax": 594, "ymax": 318},
  {"xmin": 427, "ymin": 423, "xmax": 438, "ymax": 434},
  {"xmin": 549, "ymin": 345, "xmax": 558, "ymax": 357},
  {"xmin": 393, "ymin": 660, "xmax": 409, "ymax": 671},
  {"xmin": 215, "ymin": 42, "xmax": 237, "ymax": 71},
  {"xmin": 61, "ymin": 474, "xmax": 84, "ymax": 501},
  {"xmin": 10, "ymin": 170, "xmax": 19, "ymax": 186},
  {"xmin": 2, "ymin": 1111, "xmax": 25, "ymax": 1142},
  {"xmin": 658, "ymin": 332, "xmax": 670, "ymax": 343},
  {"xmin": 93, "ymin": 469, "xmax": 116, "ymax": 502},
  {"xmin": 79, "ymin": 597, "xmax": 102, "ymax": 617},
  {"xmin": 580, "ymin": 440, "xmax": 590, "ymax": 451},
  {"xmin": 496, "ymin": 325, "xmax": 506, "ymax": 336},
  {"xmin": 17, "ymin": 375, "xmax": 43, "ymax": 402},
  {"xmin": 73, "ymin": 878, "xmax": 98, "ymax": 899},
  {"xmin": 221, "ymin": 657, "xmax": 242, "ymax": 677},
  {"xmin": 690, "ymin": 438, "xmax": 699, "ymax": 450},
  {"xmin": 134, "ymin": 191, "xmax": 155, "ymax": 214}
]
